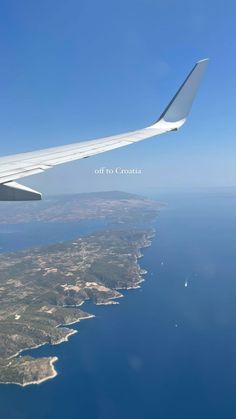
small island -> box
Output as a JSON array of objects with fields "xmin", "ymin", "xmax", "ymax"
[{"xmin": 0, "ymin": 192, "xmax": 160, "ymax": 386}]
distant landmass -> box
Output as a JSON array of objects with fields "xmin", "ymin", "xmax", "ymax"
[
  {"xmin": 0, "ymin": 191, "xmax": 161, "ymax": 224},
  {"xmin": 0, "ymin": 192, "xmax": 160, "ymax": 386}
]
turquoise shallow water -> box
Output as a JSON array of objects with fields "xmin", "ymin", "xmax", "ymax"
[{"xmin": 1, "ymin": 192, "xmax": 236, "ymax": 419}]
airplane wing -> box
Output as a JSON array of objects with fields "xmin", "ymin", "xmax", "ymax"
[{"xmin": 0, "ymin": 59, "xmax": 208, "ymax": 201}]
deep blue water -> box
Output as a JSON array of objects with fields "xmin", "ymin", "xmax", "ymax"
[
  {"xmin": 1, "ymin": 192, "xmax": 236, "ymax": 419},
  {"xmin": 0, "ymin": 219, "xmax": 106, "ymax": 252}
]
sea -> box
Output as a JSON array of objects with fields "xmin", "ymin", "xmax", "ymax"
[{"xmin": 0, "ymin": 190, "xmax": 236, "ymax": 419}]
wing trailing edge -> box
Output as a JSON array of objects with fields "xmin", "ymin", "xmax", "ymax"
[{"xmin": 0, "ymin": 182, "xmax": 41, "ymax": 201}]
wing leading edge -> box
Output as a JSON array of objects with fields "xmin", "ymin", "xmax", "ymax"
[{"xmin": 0, "ymin": 59, "xmax": 208, "ymax": 200}]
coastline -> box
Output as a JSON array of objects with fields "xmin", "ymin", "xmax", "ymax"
[
  {"xmin": 0, "ymin": 228, "xmax": 155, "ymax": 386},
  {"xmin": 0, "ymin": 313, "xmax": 96, "ymax": 387},
  {"xmin": 8, "ymin": 313, "xmax": 95, "ymax": 361},
  {"xmin": 1, "ymin": 357, "xmax": 59, "ymax": 387},
  {"xmin": 20, "ymin": 357, "xmax": 59, "ymax": 387}
]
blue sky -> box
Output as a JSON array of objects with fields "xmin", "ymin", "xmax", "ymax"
[{"xmin": 0, "ymin": 0, "xmax": 235, "ymax": 194}]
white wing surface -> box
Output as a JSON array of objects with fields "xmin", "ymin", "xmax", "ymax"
[{"xmin": 0, "ymin": 59, "xmax": 208, "ymax": 200}]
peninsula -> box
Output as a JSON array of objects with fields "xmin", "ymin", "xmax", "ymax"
[{"xmin": 0, "ymin": 192, "xmax": 159, "ymax": 386}]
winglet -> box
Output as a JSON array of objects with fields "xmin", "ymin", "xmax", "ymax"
[{"xmin": 155, "ymin": 58, "xmax": 209, "ymax": 127}]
